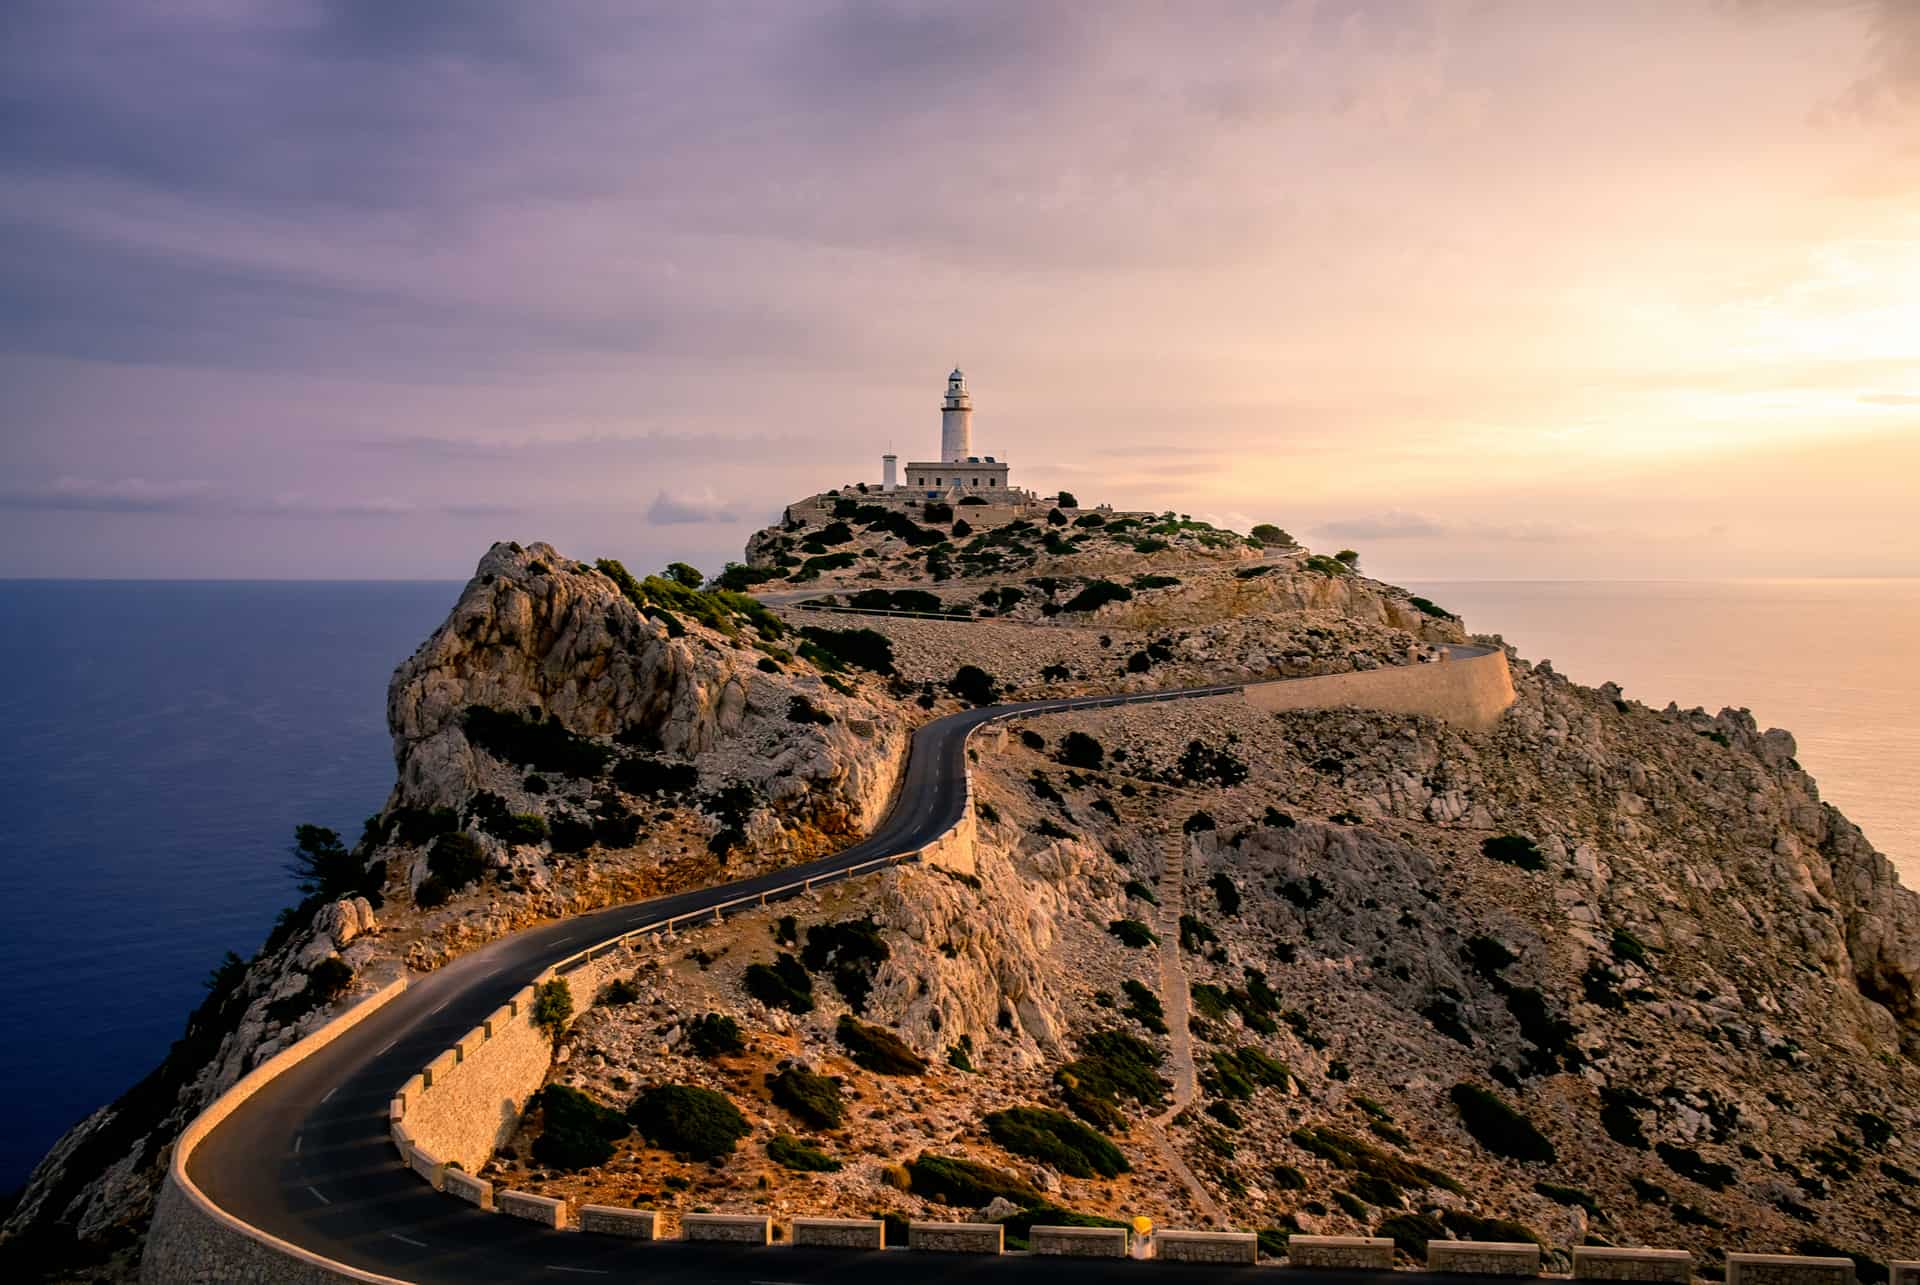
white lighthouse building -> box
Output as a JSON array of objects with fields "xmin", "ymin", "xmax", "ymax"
[{"xmin": 894, "ymin": 368, "xmax": 1012, "ymax": 498}]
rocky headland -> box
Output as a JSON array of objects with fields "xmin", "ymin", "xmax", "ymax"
[{"xmin": 5, "ymin": 500, "xmax": 1916, "ymax": 1281}]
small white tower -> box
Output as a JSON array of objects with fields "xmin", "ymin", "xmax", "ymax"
[
  {"xmin": 940, "ymin": 368, "xmax": 972, "ymax": 463},
  {"xmin": 881, "ymin": 453, "xmax": 898, "ymax": 491}
]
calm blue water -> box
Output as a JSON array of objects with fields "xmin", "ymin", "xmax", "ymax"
[{"xmin": 0, "ymin": 581, "xmax": 460, "ymax": 1192}]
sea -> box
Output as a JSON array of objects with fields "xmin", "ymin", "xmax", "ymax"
[{"xmin": 0, "ymin": 577, "xmax": 1914, "ymax": 1195}]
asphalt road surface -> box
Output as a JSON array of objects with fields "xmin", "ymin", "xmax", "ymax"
[{"xmin": 187, "ymin": 660, "xmax": 1495, "ymax": 1283}]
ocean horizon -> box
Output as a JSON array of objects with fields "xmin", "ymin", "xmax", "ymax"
[{"xmin": 0, "ymin": 575, "xmax": 1913, "ymax": 1194}]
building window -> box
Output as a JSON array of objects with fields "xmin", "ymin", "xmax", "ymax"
[
  {"xmin": 990, "ymin": 477, "xmax": 998, "ymax": 486},
  {"xmin": 935, "ymin": 477, "xmax": 943, "ymax": 485}
]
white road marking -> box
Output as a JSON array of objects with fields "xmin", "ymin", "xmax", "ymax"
[
  {"xmin": 376, "ymin": 1039, "xmax": 397, "ymax": 1055},
  {"xmin": 390, "ymin": 1233, "xmax": 428, "ymax": 1248},
  {"xmin": 320, "ymin": 1086, "xmax": 338, "ymax": 1103},
  {"xmin": 546, "ymin": 1268, "xmax": 608, "ymax": 1276},
  {"xmin": 292, "ymin": 1134, "xmax": 302, "ymax": 1154},
  {"xmin": 306, "ymin": 1185, "xmax": 330, "ymax": 1205},
  {"xmin": 427, "ymin": 1000, "xmax": 449, "ymax": 1016}
]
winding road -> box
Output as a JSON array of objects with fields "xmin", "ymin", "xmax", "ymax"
[{"xmin": 183, "ymin": 650, "xmax": 1498, "ymax": 1283}]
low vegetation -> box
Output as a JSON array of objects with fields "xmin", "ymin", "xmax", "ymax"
[
  {"xmin": 984, "ymin": 1106, "xmax": 1130, "ymax": 1178},
  {"xmin": 1450, "ymin": 1083, "xmax": 1556, "ymax": 1163},
  {"xmin": 532, "ymin": 1084, "xmax": 628, "ymax": 1170},
  {"xmin": 628, "ymin": 1083, "xmax": 749, "ymax": 1160},
  {"xmin": 768, "ymin": 1065, "xmax": 845, "ymax": 1130},
  {"xmin": 835, "ymin": 1015, "xmax": 929, "ymax": 1075}
]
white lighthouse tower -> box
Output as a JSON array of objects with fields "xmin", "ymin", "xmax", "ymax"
[{"xmin": 940, "ymin": 368, "xmax": 972, "ymax": 462}]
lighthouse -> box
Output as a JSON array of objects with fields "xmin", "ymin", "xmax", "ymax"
[{"xmin": 940, "ymin": 368, "xmax": 972, "ymax": 462}]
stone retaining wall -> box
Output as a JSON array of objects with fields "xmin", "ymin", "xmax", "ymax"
[
  {"xmin": 792, "ymin": 1217, "xmax": 885, "ymax": 1249},
  {"xmin": 498, "ymin": 1189, "xmax": 567, "ymax": 1228},
  {"xmin": 579, "ymin": 1206, "xmax": 665, "ymax": 1238},
  {"xmin": 1573, "ymin": 1247, "xmax": 1694, "ymax": 1282},
  {"xmin": 1728, "ymin": 1253, "xmax": 1857, "ymax": 1285},
  {"xmin": 909, "ymin": 1221, "xmax": 1004, "ymax": 1254},
  {"xmin": 1030, "ymin": 1225, "xmax": 1129, "ymax": 1257},
  {"xmin": 1428, "ymin": 1240, "xmax": 1541, "ymax": 1276},
  {"xmin": 1288, "ymin": 1235, "xmax": 1395, "ymax": 1269},
  {"xmin": 1243, "ymin": 644, "xmax": 1515, "ymax": 731},
  {"xmin": 1157, "ymin": 1229, "xmax": 1258, "ymax": 1265},
  {"xmin": 683, "ymin": 1213, "xmax": 772, "ymax": 1244},
  {"xmin": 140, "ymin": 979, "xmax": 412, "ymax": 1284}
]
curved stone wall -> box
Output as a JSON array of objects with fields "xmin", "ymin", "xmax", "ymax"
[
  {"xmin": 1243, "ymin": 646, "xmax": 1515, "ymax": 731},
  {"xmin": 141, "ymin": 978, "xmax": 410, "ymax": 1284}
]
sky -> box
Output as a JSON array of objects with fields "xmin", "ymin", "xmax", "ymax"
[{"xmin": 3, "ymin": 0, "xmax": 1918, "ymax": 583}]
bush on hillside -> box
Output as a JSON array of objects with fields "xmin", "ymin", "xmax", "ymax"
[
  {"xmin": 1061, "ymin": 580, "xmax": 1132, "ymax": 613},
  {"xmin": 628, "ymin": 1083, "xmax": 749, "ymax": 1160},
  {"xmin": 835, "ymin": 1015, "xmax": 928, "ymax": 1075},
  {"xmin": 531, "ymin": 977, "xmax": 573, "ymax": 1040},
  {"xmin": 768, "ymin": 1065, "xmax": 845, "ymax": 1130},
  {"xmin": 1210, "ymin": 872, "xmax": 1241, "ymax": 914},
  {"xmin": 612, "ymin": 753, "xmax": 698, "ymax": 797},
  {"xmin": 787, "ymin": 694, "xmax": 834, "ymax": 726},
  {"xmin": 947, "ymin": 664, "xmax": 998, "ymax": 706},
  {"xmin": 427, "ymin": 831, "xmax": 486, "ymax": 892},
  {"xmin": 463, "ymin": 705, "xmax": 613, "ymax": 779},
  {"xmin": 1059, "ymin": 731, "xmax": 1104, "ymax": 769},
  {"xmin": 1290, "ymin": 1125, "xmax": 1463, "ymax": 1195},
  {"xmin": 802, "ymin": 917, "xmax": 890, "ymax": 1013},
  {"xmin": 1249, "ymin": 523, "xmax": 1293, "ymax": 547},
  {"xmin": 1107, "ymin": 919, "xmax": 1157, "ymax": 949},
  {"xmin": 1121, "ymin": 979, "xmax": 1166, "ymax": 1034},
  {"xmin": 1450, "ymin": 1083, "xmax": 1556, "ymax": 1163},
  {"xmin": 985, "ymin": 1106, "xmax": 1129, "ymax": 1178},
  {"xmin": 532, "ymin": 1084, "xmax": 629, "ymax": 1169},
  {"xmin": 798, "ymin": 626, "xmax": 896, "ymax": 675},
  {"xmin": 685, "ymin": 1012, "xmax": 744, "ymax": 1058},
  {"xmin": 767, "ymin": 1133, "xmax": 842, "ymax": 1172},
  {"xmin": 907, "ymin": 1154, "xmax": 1043, "ymax": 1207},
  {"xmin": 1482, "ymin": 834, "xmax": 1546, "ymax": 870},
  {"xmin": 744, "ymin": 953, "xmax": 814, "ymax": 1013}
]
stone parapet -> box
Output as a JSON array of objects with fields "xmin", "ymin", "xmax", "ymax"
[
  {"xmin": 1031, "ymin": 1225, "xmax": 1128, "ymax": 1257},
  {"xmin": 683, "ymin": 1213, "xmax": 772, "ymax": 1244},
  {"xmin": 909, "ymin": 1221, "xmax": 1003, "ymax": 1254},
  {"xmin": 1157, "ymin": 1229, "xmax": 1259, "ymax": 1265},
  {"xmin": 421, "ymin": 1048, "xmax": 458, "ymax": 1088},
  {"xmin": 1728, "ymin": 1254, "xmax": 1855, "ymax": 1285},
  {"xmin": 578, "ymin": 1206, "xmax": 664, "ymax": 1239},
  {"xmin": 1287, "ymin": 1235, "xmax": 1395, "ymax": 1269},
  {"xmin": 406, "ymin": 1145, "xmax": 444, "ymax": 1191},
  {"xmin": 791, "ymin": 1217, "xmax": 886, "ymax": 1249},
  {"xmin": 1429, "ymin": 1240, "xmax": 1541, "ymax": 1276},
  {"xmin": 440, "ymin": 1169, "xmax": 492, "ymax": 1211},
  {"xmin": 1244, "ymin": 644, "xmax": 1515, "ymax": 731},
  {"xmin": 1573, "ymin": 1247, "xmax": 1694, "ymax": 1282},
  {"xmin": 1891, "ymin": 1263, "xmax": 1919, "ymax": 1285},
  {"xmin": 497, "ymin": 1190, "xmax": 567, "ymax": 1229}
]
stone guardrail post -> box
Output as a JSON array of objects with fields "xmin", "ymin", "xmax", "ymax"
[
  {"xmin": 497, "ymin": 1189, "xmax": 568, "ymax": 1228},
  {"xmin": 1893, "ymin": 1263, "xmax": 1920, "ymax": 1285},
  {"xmin": 1572, "ymin": 1247, "xmax": 1694, "ymax": 1282},
  {"xmin": 682, "ymin": 1213, "xmax": 773, "ymax": 1244},
  {"xmin": 1030, "ymin": 1225, "xmax": 1129, "ymax": 1257},
  {"xmin": 1427, "ymin": 1240, "xmax": 1541, "ymax": 1276},
  {"xmin": 1727, "ymin": 1254, "xmax": 1856, "ymax": 1285},
  {"xmin": 791, "ymin": 1216, "xmax": 886, "ymax": 1249},
  {"xmin": 1157, "ymin": 1229, "xmax": 1259, "ymax": 1265},
  {"xmin": 1287, "ymin": 1235, "xmax": 1395, "ymax": 1269},
  {"xmin": 578, "ymin": 1206, "xmax": 665, "ymax": 1238},
  {"xmin": 909, "ymin": 1221, "xmax": 1004, "ymax": 1254}
]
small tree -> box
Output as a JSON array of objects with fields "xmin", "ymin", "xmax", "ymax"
[
  {"xmin": 948, "ymin": 665, "xmax": 999, "ymax": 706},
  {"xmin": 287, "ymin": 824, "xmax": 357, "ymax": 900},
  {"xmin": 1335, "ymin": 548, "xmax": 1360, "ymax": 568},
  {"xmin": 1250, "ymin": 523, "xmax": 1293, "ymax": 547},
  {"xmin": 663, "ymin": 561, "xmax": 703, "ymax": 588},
  {"xmin": 1057, "ymin": 491, "xmax": 1079, "ymax": 508},
  {"xmin": 532, "ymin": 977, "xmax": 574, "ymax": 1041},
  {"xmin": 1046, "ymin": 507, "xmax": 1068, "ymax": 526},
  {"xmin": 951, "ymin": 518, "xmax": 973, "ymax": 538},
  {"xmin": 923, "ymin": 501, "xmax": 953, "ymax": 523}
]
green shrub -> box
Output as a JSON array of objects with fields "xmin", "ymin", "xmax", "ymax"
[
  {"xmin": 412, "ymin": 875, "xmax": 449, "ymax": 908},
  {"xmin": 1210, "ymin": 872, "xmax": 1241, "ymax": 914},
  {"xmin": 1656, "ymin": 1141, "xmax": 1736, "ymax": 1190},
  {"xmin": 612, "ymin": 751, "xmax": 699, "ymax": 797},
  {"xmin": 426, "ymin": 831, "xmax": 487, "ymax": 892},
  {"xmin": 1534, "ymin": 1181, "xmax": 1604, "ymax": 1217},
  {"xmin": 835, "ymin": 1015, "xmax": 928, "ymax": 1075},
  {"xmin": 947, "ymin": 664, "xmax": 999, "ymax": 705},
  {"xmin": 1179, "ymin": 915, "xmax": 1218, "ymax": 953},
  {"xmin": 1060, "ymin": 731, "xmax": 1105, "ymax": 769},
  {"xmin": 287, "ymin": 824, "xmax": 358, "ymax": 900},
  {"xmin": 1107, "ymin": 918, "xmax": 1157, "ymax": 948},
  {"xmin": 463, "ymin": 705, "xmax": 612, "ymax": 778},
  {"xmin": 803, "ymin": 917, "xmax": 891, "ymax": 1013},
  {"xmin": 767, "ymin": 1133, "xmax": 842, "ymax": 1172},
  {"xmin": 1123, "ymin": 879, "xmax": 1158, "ymax": 906},
  {"xmin": 685, "ymin": 1012, "xmax": 744, "ymax": 1058},
  {"xmin": 1376, "ymin": 1212, "xmax": 1444, "ymax": 1259},
  {"xmin": 985, "ymin": 1106, "xmax": 1129, "ymax": 1178},
  {"xmin": 1289, "ymin": 1125, "xmax": 1463, "ymax": 1194},
  {"xmin": 1130, "ymin": 574, "xmax": 1180, "ymax": 590},
  {"xmin": 1406, "ymin": 595, "xmax": 1455, "ymax": 620},
  {"xmin": 787, "ymin": 695, "xmax": 834, "ymax": 726},
  {"xmin": 797, "ymin": 626, "xmax": 896, "ymax": 675},
  {"xmin": 1482, "ymin": 834, "xmax": 1545, "ymax": 870},
  {"xmin": 1249, "ymin": 523, "xmax": 1292, "ymax": 547},
  {"xmin": 1204, "ymin": 1047, "xmax": 1291, "ymax": 1100},
  {"xmin": 600, "ymin": 977, "xmax": 640, "ymax": 1005},
  {"xmin": 387, "ymin": 805, "xmax": 460, "ymax": 846},
  {"xmin": 1303, "ymin": 554, "xmax": 1349, "ymax": 577},
  {"xmin": 532, "ymin": 978, "xmax": 573, "ymax": 1040},
  {"xmin": 1599, "ymin": 1086, "xmax": 1652, "ymax": 1149},
  {"xmin": 1450, "ymin": 1083, "xmax": 1556, "ymax": 1163},
  {"xmin": 1121, "ymin": 979, "xmax": 1166, "ymax": 1033},
  {"xmin": 1179, "ymin": 739, "xmax": 1249, "ymax": 786},
  {"xmin": 989, "ymin": 1206, "xmax": 1127, "ymax": 1251},
  {"xmin": 629, "ymin": 1083, "xmax": 749, "ymax": 1160},
  {"xmin": 906, "ymin": 1153, "xmax": 1043, "ymax": 1207},
  {"xmin": 1056, "ymin": 1029, "xmax": 1167, "ymax": 1124},
  {"xmin": 769, "ymin": 1065, "xmax": 845, "ymax": 1129},
  {"xmin": 744, "ymin": 953, "xmax": 814, "ymax": 1013},
  {"xmin": 533, "ymin": 1083, "xmax": 629, "ymax": 1169},
  {"xmin": 1062, "ymin": 580, "xmax": 1133, "ymax": 613},
  {"xmin": 1272, "ymin": 1163, "xmax": 1307, "ymax": 1189}
]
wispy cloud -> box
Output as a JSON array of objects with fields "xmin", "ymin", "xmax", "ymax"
[
  {"xmin": 0, "ymin": 478, "xmax": 519, "ymax": 520},
  {"xmin": 1860, "ymin": 392, "xmax": 1920, "ymax": 406},
  {"xmin": 646, "ymin": 488, "xmax": 738, "ymax": 525}
]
